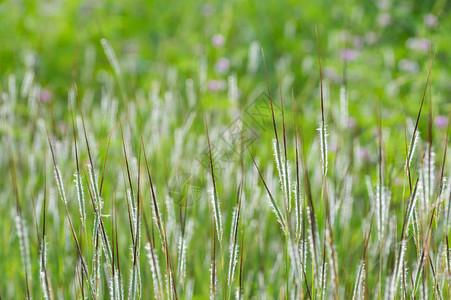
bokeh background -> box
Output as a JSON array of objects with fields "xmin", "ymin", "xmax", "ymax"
[{"xmin": 2, "ymin": 0, "xmax": 450, "ymax": 109}]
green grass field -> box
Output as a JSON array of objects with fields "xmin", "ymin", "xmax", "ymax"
[{"xmin": 1, "ymin": 0, "xmax": 450, "ymax": 298}]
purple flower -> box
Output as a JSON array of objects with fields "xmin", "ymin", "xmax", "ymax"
[
  {"xmin": 214, "ymin": 57, "xmax": 229, "ymax": 73},
  {"xmin": 211, "ymin": 34, "xmax": 225, "ymax": 47},
  {"xmin": 39, "ymin": 88, "xmax": 53, "ymax": 103},
  {"xmin": 359, "ymin": 148, "xmax": 369, "ymax": 160},
  {"xmin": 340, "ymin": 48, "xmax": 360, "ymax": 62},
  {"xmin": 323, "ymin": 67, "xmax": 340, "ymax": 84},
  {"xmin": 424, "ymin": 14, "xmax": 438, "ymax": 27},
  {"xmin": 347, "ymin": 117, "xmax": 357, "ymax": 129},
  {"xmin": 434, "ymin": 115, "xmax": 448, "ymax": 128},
  {"xmin": 377, "ymin": 13, "xmax": 392, "ymax": 27},
  {"xmin": 207, "ymin": 79, "xmax": 227, "ymax": 91},
  {"xmin": 406, "ymin": 38, "xmax": 430, "ymax": 52},
  {"xmin": 398, "ymin": 59, "xmax": 419, "ymax": 74}
]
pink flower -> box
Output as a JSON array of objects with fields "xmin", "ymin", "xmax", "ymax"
[
  {"xmin": 214, "ymin": 57, "xmax": 229, "ymax": 73},
  {"xmin": 207, "ymin": 80, "xmax": 227, "ymax": 91},
  {"xmin": 398, "ymin": 59, "xmax": 419, "ymax": 74},
  {"xmin": 434, "ymin": 115, "xmax": 448, "ymax": 128},
  {"xmin": 406, "ymin": 38, "xmax": 430, "ymax": 52},
  {"xmin": 340, "ymin": 48, "xmax": 359, "ymax": 62},
  {"xmin": 359, "ymin": 148, "xmax": 369, "ymax": 160},
  {"xmin": 347, "ymin": 117, "xmax": 357, "ymax": 129},
  {"xmin": 39, "ymin": 88, "xmax": 53, "ymax": 103},
  {"xmin": 211, "ymin": 34, "xmax": 225, "ymax": 47},
  {"xmin": 323, "ymin": 67, "xmax": 340, "ymax": 84},
  {"xmin": 424, "ymin": 14, "xmax": 438, "ymax": 27}
]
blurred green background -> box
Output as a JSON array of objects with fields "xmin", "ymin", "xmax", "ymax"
[{"xmin": 2, "ymin": 0, "xmax": 450, "ymax": 106}]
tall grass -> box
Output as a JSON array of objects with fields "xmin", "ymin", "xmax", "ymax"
[{"xmin": 1, "ymin": 33, "xmax": 450, "ymax": 300}]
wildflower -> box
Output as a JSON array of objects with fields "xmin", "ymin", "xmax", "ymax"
[
  {"xmin": 323, "ymin": 67, "xmax": 340, "ymax": 83},
  {"xmin": 340, "ymin": 48, "xmax": 359, "ymax": 62},
  {"xmin": 424, "ymin": 14, "xmax": 438, "ymax": 27},
  {"xmin": 347, "ymin": 117, "xmax": 357, "ymax": 129},
  {"xmin": 211, "ymin": 34, "xmax": 225, "ymax": 47},
  {"xmin": 434, "ymin": 115, "xmax": 448, "ymax": 128},
  {"xmin": 39, "ymin": 88, "xmax": 53, "ymax": 103},
  {"xmin": 398, "ymin": 59, "xmax": 419, "ymax": 74},
  {"xmin": 207, "ymin": 80, "xmax": 227, "ymax": 91},
  {"xmin": 406, "ymin": 38, "xmax": 430, "ymax": 52},
  {"xmin": 359, "ymin": 148, "xmax": 369, "ymax": 160},
  {"xmin": 215, "ymin": 57, "xmax": 229, "ymax": 73}
]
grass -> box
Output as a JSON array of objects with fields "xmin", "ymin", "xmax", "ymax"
[{"xmin": 1, "ymin": 0, "xmax": 451, "ymax": 299}]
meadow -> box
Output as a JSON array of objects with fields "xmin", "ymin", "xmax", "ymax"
[{"xmin": 0, "ymin": 0, "xmax": 450, "ymax": 299}]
